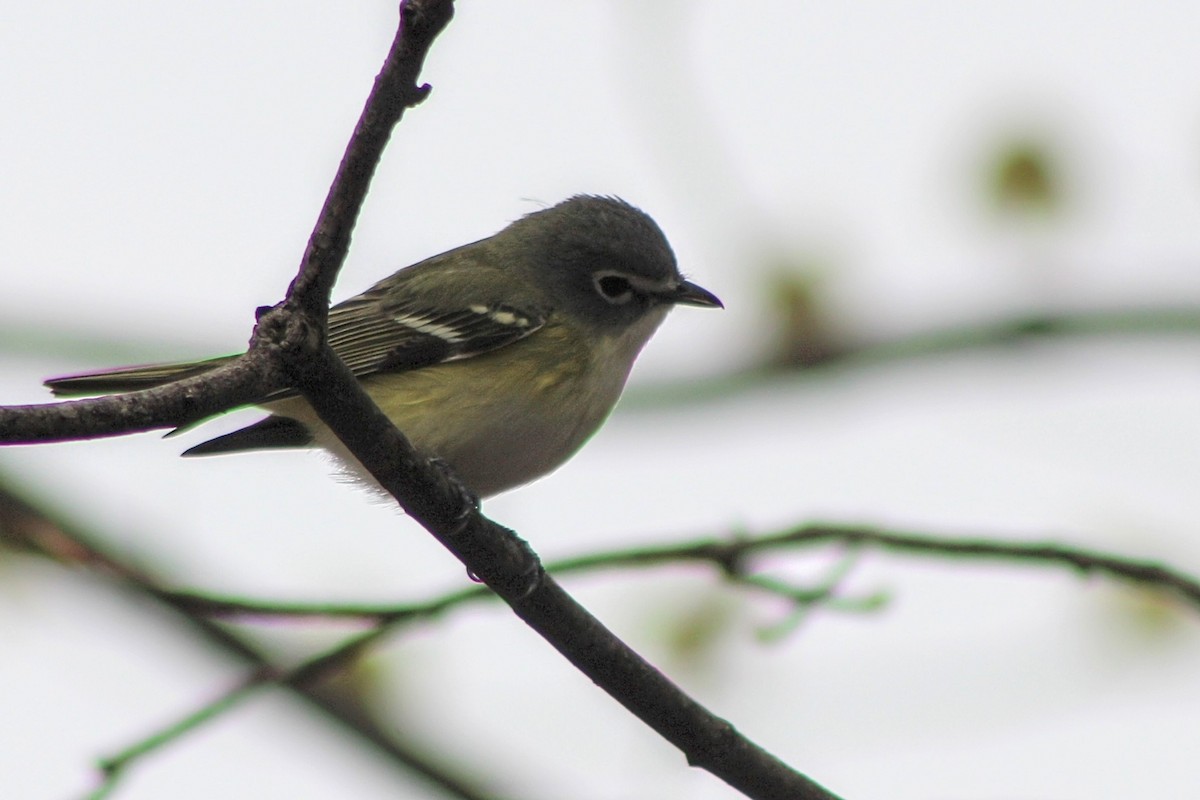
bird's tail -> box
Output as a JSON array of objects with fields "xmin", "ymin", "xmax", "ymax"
[{"xmin": 44, "ymin": 355, "xmax": 238, "ymax": 396}]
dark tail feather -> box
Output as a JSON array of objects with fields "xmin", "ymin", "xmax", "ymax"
[
  {"xmin": 45, "ymin": 355, "xmax": 238, "ymax": 396},
  {"xmin": 182, "ymin": 416, "xmax": 313, "ymax": 456}
]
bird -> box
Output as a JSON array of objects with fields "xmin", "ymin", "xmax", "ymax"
[{"xmin": 45, "ymin": 195, "xmax": 722, "ymax": 497}]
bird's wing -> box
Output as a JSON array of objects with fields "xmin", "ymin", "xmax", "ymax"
[
  {"xmin": 182, "ymin": 285, "xmax": 547, "ymax": 456},
  {"xmin": 327, "ymin": 286, "xmax": 547, "ymax": 377}
]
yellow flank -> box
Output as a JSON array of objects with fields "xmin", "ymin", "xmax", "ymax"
[{"xmin": 268, "ymin": 308, "xmax": 668, "ymax": 497}]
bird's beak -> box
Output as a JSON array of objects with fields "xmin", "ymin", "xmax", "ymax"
[{"xmin": 670, "ymin": 280, "xmax": 724, "ymax": 309}]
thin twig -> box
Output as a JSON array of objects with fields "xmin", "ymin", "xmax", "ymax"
[
  {"xmin": 782, "ymin": 524, "xmax": 1200, "ymax": 607},
  {"xmin": 165, "ymin": 522, "xmax": 1200, "ymax": 620}
]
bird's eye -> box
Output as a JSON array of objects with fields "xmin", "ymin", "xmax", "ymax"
[{"xmin": 595, "ymin": 273, "xmax": 634, "ymax": 303}]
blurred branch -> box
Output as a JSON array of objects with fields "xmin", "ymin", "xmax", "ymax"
[
  {"xmin": 13, "ymin": 302, "xmax": 1200, "ymax": 414},
  {"xmin": 166, "ymin": 521, "xmax": 1200, "ymax": 624},
  {"xmin": 0, "ymin": 469, "xmax": 507, "ymax": 800},
  {"xmin": 555, "ymin": 522, "xmax": 1200, "ymax": 611},
  {"xmin": 12, "ymin": 414, "xmax": 1198, "ymax": 795},
  {"xmin": 0, "ymin": 2, "xmax": 501, "ymax": 798},
  {"xmin": 95, "ymin": 519, "xmax": 1200, "ymax": 777},
  {"xmin": 628, "ymin": 302, "xmax": 1200, "ymax": 408},
  {"xmin": 842, "ymin": 304, "xmax": 1200, "ymax": 364},
  {"xmin": 0, "ymin": 321, "xmax": 215, "ymax": 365}
]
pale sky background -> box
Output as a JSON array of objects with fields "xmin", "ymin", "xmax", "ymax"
[{"xmin": 4, "ymin": 2, "xmax": 1200, "ymax": 799}]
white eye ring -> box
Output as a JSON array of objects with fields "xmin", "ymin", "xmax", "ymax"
[{"xmin": 593, "ymin": 272, "xmax": 634, "ymax": 304}]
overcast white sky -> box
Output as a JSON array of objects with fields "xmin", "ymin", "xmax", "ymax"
[{"xmin": 4, "ymin": 3, "xmax": 1200, "ymax": 799}]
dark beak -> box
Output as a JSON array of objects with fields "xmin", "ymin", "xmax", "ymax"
[{"xmin": 670, "ymin": 280, "xmax": 724, "ymax": 309}]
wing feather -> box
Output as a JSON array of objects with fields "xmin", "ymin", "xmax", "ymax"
[{"xmin": 327, "ymin": 288, "xmax": 546, "ymax": 377}]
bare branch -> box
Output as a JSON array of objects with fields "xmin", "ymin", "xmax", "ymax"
[
  {"xmin": 0, "ymin": 354, "xmax": 282, "ymax": 444},
  {"xmin": 284, "ymin": 0, "xmax": 451, "ymax": 318},
  {"xmin": 2, "ymin": 2, "xmax": 839, "ymax": 797}
]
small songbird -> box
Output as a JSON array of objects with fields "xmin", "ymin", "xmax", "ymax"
[{"xmin": 46, "ymin": 195, "xmax": 722, "ymax": 497}]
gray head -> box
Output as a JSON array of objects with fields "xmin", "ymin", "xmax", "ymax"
[{"xmin": 507, "ymin": 195, "xmax": 721, "ymax": 330}]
